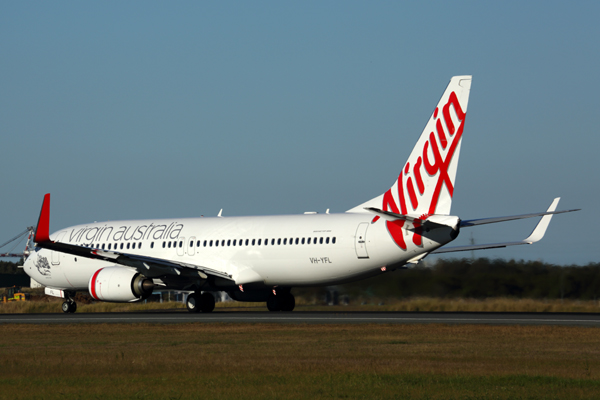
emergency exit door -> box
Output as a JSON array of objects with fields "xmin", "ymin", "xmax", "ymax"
[{"xmin": 354, "ymin": 223, "xmax": 369, "ymax": 259}]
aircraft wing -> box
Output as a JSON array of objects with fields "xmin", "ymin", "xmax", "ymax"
[
  {"xmin": 432, "ymin": 197, "xmax": 578, "ymax": 254},
  {"xmin": 32, "ymin": 194, "xmax": 234, "ymax": 283}
]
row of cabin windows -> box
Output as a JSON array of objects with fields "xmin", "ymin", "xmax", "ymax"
[
  {"xmin": 89, "ymin": 236, "xmax": 337, "ymax": 251},
  {"xmin": 89, "ymin": 242, "xmax": 142, "ymax": 250},
  {"xmin": 186, "ymin": 236, "xmax": 336, "ymax": 248}
]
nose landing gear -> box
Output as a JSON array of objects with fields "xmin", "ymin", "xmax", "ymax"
[{"xmin": 61, "ymin": 299, "xmax": 77, "ymax": 313}]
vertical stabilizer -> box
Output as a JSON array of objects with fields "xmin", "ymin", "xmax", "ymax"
[{"xmin": 348, "ymin": 75, "xmax": 472, "ymax": 217}]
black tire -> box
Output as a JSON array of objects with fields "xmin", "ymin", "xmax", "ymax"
[
  {"xmin": 61, "ymin": 301, "xmax": 76, "ymax": 313},
  {"xmin": 186, "ymin": 293, "xmax": 200, "ymax": 313},
  {"xmin": 280, "ymin": 293, "xmax": 295, "ymax": 312},
  {"xmin": 266, "ymin": 294, "xmax": 280, "ymax": 312},
  {"xmin": 200, "ymin": 292, "xmax": 215, "ymax": 313}
]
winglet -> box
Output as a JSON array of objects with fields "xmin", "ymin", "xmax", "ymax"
[
  {"xmin": 34, "ymin": 193, "xmax": 51, "ymax": 243},
  {"xmin": 523, "ymin": 197, "xmax": 560, "ymax": 244}
]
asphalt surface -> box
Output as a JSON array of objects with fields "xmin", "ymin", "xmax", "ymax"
[{"xmin": 2, "ymin": 311, "xmax": 600, "ymax": 326}]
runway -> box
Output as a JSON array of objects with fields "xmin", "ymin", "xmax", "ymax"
[{"xmin": 2, "ymin": 310, "xmax": 600, "ymax": 326}]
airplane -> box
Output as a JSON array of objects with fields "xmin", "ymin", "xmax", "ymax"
[{"xmin": 22, "ymin": 75, "xmax": 579, "ymax": 313}]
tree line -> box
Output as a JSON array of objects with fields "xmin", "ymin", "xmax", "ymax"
[
  {"xmin": 337, "ymin": 258, "xmax": 600, "ymax": 300},
  {"xmin": 2, "ymin": 258, "xmax": 600, "ymax": 299},
  {"xmin": 0, "ymin": 260, "xmax": 24, "ymax": 274}
]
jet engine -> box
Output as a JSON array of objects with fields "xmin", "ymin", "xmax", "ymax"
[{"xmin": 88, "ymin": 267, "xmax": 154, "ymax": 302}]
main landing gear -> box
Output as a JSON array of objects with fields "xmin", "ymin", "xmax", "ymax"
[
  {"xmin": 267, "ymin": 291, "xmax": 295, "ymax": 312},
  {"xmin": 186, "ymin": 292, "xmax": 216, "ymax": 313}
]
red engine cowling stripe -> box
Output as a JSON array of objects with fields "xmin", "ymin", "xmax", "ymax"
[{"xmin": 90, "ymin": 268, "xmax": 103, "ymax": 300}]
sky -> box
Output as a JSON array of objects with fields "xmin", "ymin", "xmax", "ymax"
[{"xmin": 1, "ymin": 1, "xmax": 598, "ymax": 266}]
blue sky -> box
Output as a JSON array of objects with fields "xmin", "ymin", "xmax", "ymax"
[{"xmin": 1, "ymin": 1, "xmax": 598, "ymax": 265}]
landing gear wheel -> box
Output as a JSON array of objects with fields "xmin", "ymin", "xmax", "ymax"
[
  {"xmin": 267, "ymin": 294, "xmax": 281, "ymax": 312},
  {"xmin": 62, "ymin": 301, "xmax": 76, "ymax": 313},
  {"xmin": 280, "ymin": 293, "xmax": 295, "ymax": 312},
  {"xmin": 186, "ymin": 293, "xmax": 200, "ymax": 313},
  {"xmin": 267, "ymin": 291, "xmax": 295, "ymax": 312},
  {"xmin": 187, "ymin": 292, "xmax": 215, "ymax": 313},
  {"xmin": 200, "ymin": 292, "xmax": 215, "ymax": 313}
]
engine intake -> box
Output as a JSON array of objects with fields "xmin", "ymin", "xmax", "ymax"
[{"xmin": 88, "ymin": 267, "xmax": 154, "ymax": 302}]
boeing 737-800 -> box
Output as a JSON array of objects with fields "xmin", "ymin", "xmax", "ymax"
[{"xmin": 23, "ymin": 76, "xmax": 578, "ymax": 313}]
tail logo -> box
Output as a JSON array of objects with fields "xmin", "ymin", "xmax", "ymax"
[{"xmin": 375, "ymin": 91, "xmax": 467, "ymax": 250}]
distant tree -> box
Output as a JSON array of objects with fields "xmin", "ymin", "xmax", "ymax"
[
  {"xmin": 336, "ymin": 258, "xmax": 600, "ymax": 300},
  {"xmin": 0, "ymin": 260, "xmax": 25, "ymax": 274}
]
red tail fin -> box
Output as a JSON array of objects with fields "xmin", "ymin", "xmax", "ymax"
[{"xmin": 34, "ymin": 193, "xmax": 51, "ymax": 243}]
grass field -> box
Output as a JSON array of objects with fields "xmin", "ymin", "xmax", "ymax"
[
  {"xmin": 2, "ymin": 295, "xmax": 600, "ymax": 314},
  {"xmin": 1, "ymin": 323, "xmax": 600, "ymax": 399}
]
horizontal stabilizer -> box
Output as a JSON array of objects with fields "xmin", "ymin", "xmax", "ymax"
[
  {"xmin": 460, "ymin": 198, "xmax": 579, "ymax": 227},
  {"xmin": 364, "ymin": 207, "xmax": 450, "ymax": 229},
  {"xmin": 432, "ymin": 198, "xmax": 578, "ymax": 254}
]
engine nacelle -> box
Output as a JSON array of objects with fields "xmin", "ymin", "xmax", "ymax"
[{"xmin": 88, "ymin": 267, "xmax": 154, "ymax": 302}]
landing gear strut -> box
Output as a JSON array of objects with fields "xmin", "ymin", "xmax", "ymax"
[
  {"xmin": 186, "ymin": 292, "xmax": 215, "ymax": 313},
  {"xmin": 267, "ymin": 291, "xmax": 295, "ymax": 312},
  {"xmin": 61, "ymin": 293, "xmax": 77, "ymax": 313}
]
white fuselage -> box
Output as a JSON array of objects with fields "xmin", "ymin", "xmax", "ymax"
[{"xmin": 24, "ymin": 212, "xmax": 456, "ymax": 291}]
